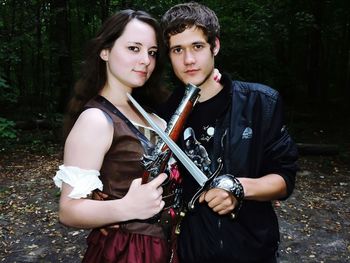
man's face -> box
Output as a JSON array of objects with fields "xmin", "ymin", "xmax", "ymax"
[{"xmin": 168, "ymin": 26, "xmax": 216, "ymax": 87}]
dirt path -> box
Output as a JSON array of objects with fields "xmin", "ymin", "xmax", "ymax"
[
  {"xmin": 277, "ymin": 156, "xmax": 350, "ymax": 262},
  {"xmin": 0, "ymin": 147, "xmax": 349, "ymax": 262}
]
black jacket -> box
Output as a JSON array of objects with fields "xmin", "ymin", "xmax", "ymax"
[{"xmin": 157, "ymin": 74, "xmax": 298, "ymax": 263}]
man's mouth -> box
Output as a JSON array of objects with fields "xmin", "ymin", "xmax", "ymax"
[{"xmin": 185, "ymin": 69, "xmax": 199, "ymax": 74}]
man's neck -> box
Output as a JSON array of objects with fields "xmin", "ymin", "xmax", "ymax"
[{"xmin": 197, "ymin": 73, "xmax": 223, "ymax": 103}]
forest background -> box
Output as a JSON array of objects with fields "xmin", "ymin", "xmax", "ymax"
[{"xmin": 0, "ymin": 0, "xmax": 350, "ymax": 149}]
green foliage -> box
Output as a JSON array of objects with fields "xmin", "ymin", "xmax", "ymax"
[
  {"xmin": 0, "ymin": 117, "xmax": 17, "ymax": 140},
  {"xmin": 0, "ymin": 0, "xmax": 348, "ymax": 127},
  {"xmin": 0, "ymin": 74, "xmax": 18, "ymax": 103}
]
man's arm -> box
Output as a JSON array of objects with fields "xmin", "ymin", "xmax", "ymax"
[
  {"xmin": 200, "ymin": 92, "xmax": 298, "ymax": 215},
  {"xmin": 199, "ymin": 173, "xmax": 286, "ymax": 215}
]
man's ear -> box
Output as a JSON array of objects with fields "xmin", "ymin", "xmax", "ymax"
[
  {"xmin": 213, "ymin": 37, "xmax": 220, "ymax": 56},
  {"xmin": 100, "ymin": 49, "xmax": 109, "ymax": 61}
]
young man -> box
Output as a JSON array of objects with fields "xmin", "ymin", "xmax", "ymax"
[{"xmin": 159, "ymin": 2, "xmax": 298, "ymax": 263}]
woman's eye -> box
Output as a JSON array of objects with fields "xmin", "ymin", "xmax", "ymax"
[
  {"xmin": 149, "ymin": 50, "xmax": 158, "ymax": 57},
  {"xmin": 128, "ymin": 46, "xmax": 140, "ymax": 52}
]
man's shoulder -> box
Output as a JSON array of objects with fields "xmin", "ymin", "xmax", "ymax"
[{"xmin": 231, "ymin": 80, "xmax": 279, "ymax": 100}]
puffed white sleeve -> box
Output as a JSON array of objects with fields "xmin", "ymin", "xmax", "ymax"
[{"xmin": 53, "ymin": 165, "xmax": 103, "ymax": 199}]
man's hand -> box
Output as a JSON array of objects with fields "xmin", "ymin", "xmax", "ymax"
[
  {"xmin": 91, "ymin": 191, "xmax": 119, "ymax": 235},
  {"xmin": 92, "ymin": 190, "xmax": 109, "ymax": 201},
  {"xmin": 199, "ymin": 188, "xmax": 238, "ymax": 215},
  {"xmin": 273, "ymin": 200, "xmax": 281, "ymax": 208},
  {"xmin": 213, "ymin": 68, "xmax": 222, "ymax": 82}
]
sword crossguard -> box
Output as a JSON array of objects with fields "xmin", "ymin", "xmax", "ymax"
[
  {"xmin": 187, "ymin": 158, "xmax": 223, "ymax": 210},
  {"xmin": 187, "ymin": 158, "xmax": 238, "ymax": 220}
]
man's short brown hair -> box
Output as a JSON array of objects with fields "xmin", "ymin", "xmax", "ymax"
[{"xmin": 161, "ymin": 2, "xmax": 220, "ymax": 51}]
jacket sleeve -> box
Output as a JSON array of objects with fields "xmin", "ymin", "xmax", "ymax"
[{"xmin": 262, "ymin": 94, "xmax": 299, "ymax": 199}]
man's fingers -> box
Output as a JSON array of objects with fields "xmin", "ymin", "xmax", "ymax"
[
  {"xmin": 203, "ymin": 188, "xmax": 237, "ymax": 215},
  {"xmin": 212, "ymin": 200, "xmax": 234, "ymax": 212},
  {"xmin": 94, "ymin": 191, "xmax": 109, "ymax": 200},
  {"xmin": 204, "ymin": 188, "xmax": 229, "ymax": 202},
  {"xmin": 207, "ymin": 196, "xmax": 223, "ymax": 209},
  {"xmin": 199, "ymin": 191, "xmax": 207, "ymax": 203},
  {"xmin": 100, "ymin": 228, "xmax": 108, "ymax": 236},
  {"xmin": 101, "ymin": 193, "xmax": 109, "ymax": 198},
  {"xmin": 217, "ymin": 207, "xmax": 234, "ymax": 215}
]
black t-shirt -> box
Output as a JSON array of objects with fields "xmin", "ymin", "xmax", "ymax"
[
  {"xmin": 156, "ymin": 75, "xmax": 285, "ymax": 263},
  {"xmin": 185, "ymin": 82, "xmax": 230, "ymax": 153},
  {"xmin": 181, "ymin": 81, "xmax": 230, "ymax": 197}
]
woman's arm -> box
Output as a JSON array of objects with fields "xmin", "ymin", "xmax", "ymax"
[{"xmin": 58, "ymin": 108, "xmax": 166, "ymax": 228}]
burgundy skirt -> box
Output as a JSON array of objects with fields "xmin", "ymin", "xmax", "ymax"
[{"xmin": 82, "ymin": 228, "xmax": 173, "ymax": 263}]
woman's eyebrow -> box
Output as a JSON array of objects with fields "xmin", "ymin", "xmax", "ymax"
[{"xmin": 127, "ymin": 41, "xmax": 158, "ymax": 49}]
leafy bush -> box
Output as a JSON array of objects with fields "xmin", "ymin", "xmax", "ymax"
[
  {"xmin": 0, "ymin": 117, "xmax": 17, "ymax": 140},
  {"xmin": 0, "ymin": 74, "xmax": 18, "ymax": 104}
]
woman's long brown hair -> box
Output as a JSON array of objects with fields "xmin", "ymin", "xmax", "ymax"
[{"xmin": 63, "ymin": 9, "xmax": 166, "ymax": 140}]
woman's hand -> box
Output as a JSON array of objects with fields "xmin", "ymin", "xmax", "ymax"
[{"xmin": 122, "ymin": 173, "xmax": 167, "ymax": 220}]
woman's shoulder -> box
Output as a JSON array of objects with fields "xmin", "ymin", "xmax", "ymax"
[
  {"xmin": 64, "ymin": 108, "xmax": 114, "ymax": 171},
  {"xmin": 78, "ymin": 108, "xmax": 113, "ymax": 126},
  {"xmin": 68, "ymin": 108, "xmax": 114, "ymax": 141}
]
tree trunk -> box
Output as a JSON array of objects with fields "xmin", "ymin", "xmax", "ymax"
[
  {"xmin": 36, "ymin": 2, "xmax": 43, "ymax": 103},
  {"xmin": 337, "ymin": 13, "xmax": 350, "ymax": 99},
  {"xmin": 5, "ymin": 0, "xmax": 17, "ymax": 90},
  {"xmin": 50, "ymin": 0, "xmax": 73, "ymax": 113},
  {"xmin": 307, "ymin": 0, "xmax": 327, "ymax": 100},
  {"xmin": 120, "ymin": 0, "xmax": 133, "ymax": 9},
  {"xmin": 100, "ymin": 0, "xmax": 110, "ymax": 21}
]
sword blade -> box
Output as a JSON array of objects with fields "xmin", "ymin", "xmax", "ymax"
[{"xmin": 127, "ymin": 93, "xmax": 208, "ymax": 186}]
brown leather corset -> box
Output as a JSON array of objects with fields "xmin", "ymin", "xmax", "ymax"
[{"xmin": 85, "ymin": 96, "xmax": 180, "ymax": 238}]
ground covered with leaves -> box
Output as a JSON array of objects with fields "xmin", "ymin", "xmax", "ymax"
[{"xmin": 0, "ymin": 142, "xmax": 349, "ymax": 262}]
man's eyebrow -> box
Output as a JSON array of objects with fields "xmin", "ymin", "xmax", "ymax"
[
  {"xmin": 192, "ymin": 41, "xmax": 206, "ymax": 45},
  {"xmin": 169, "ymin": 45, "xmax": 182, "ymax": 50},
  {"xmin": 170, "ymin": 41, "xmax": 207, "ymax": 49}
]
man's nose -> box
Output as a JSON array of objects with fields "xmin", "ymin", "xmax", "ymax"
[{"xmin": 184, "ymin": 50, "xmax": 196, "ymax": 65}]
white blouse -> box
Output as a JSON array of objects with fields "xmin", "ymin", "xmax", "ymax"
[{"xmin": 53, "ymin": 165, "xmax": 103, "ymax": 199}]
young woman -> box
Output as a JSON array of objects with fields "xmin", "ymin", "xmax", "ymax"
[{"xmin": 53, "ymin": 10, "xmax": 174, "ymax": 263}]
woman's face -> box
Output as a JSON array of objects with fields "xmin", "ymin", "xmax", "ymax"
[{"xmin": 101, "ymin": 19, "xmax": 158, "ymax": 91}]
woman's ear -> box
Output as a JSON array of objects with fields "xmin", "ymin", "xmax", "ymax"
[
  {"xmin": 213, "ymin": 37, "xmax": 220, "ymax": 56},
  {"xmin": 100, "ymin": 49, "xmax": 109, "ymax": 61}
]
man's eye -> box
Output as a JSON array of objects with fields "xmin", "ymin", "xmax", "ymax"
[
  {"xmin": 194, "ymin": 44, "xmax": 204, "ymax": 50},
  {"xmin": 128, "ymin": 46, "xmax": 140, "ymax": 52},
  {"xmin": 149, "ymin": 50, "xmax": 158, "ymax": 57},
  {"xmin": 172, "ymin": 48, "xmax": 183, "ymax": 54}
]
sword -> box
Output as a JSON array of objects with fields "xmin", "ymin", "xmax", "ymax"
[
  {"xmin": 127, "ymin": 93, "xmax": 223, "ymax": 209},
  {"xmin": 128, "ymin": 93, "xmax": 207, "ymax": 186}
]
